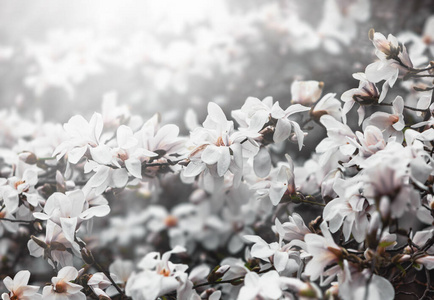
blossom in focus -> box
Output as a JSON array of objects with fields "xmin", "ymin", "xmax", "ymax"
[
  {"xmin": 1, "ymin": 270, "xmax": 42, "ymax": 300},
  {"xmin": 341, "ymin": 73, "xmax": 380, "ymax": 125},
  {"xmin": 42, "ymin": 266, "xmax": 85, "ymax": 300},
  {"xmin": 125, "ymin": 246, "xmax": 189, "ymax": 300}
]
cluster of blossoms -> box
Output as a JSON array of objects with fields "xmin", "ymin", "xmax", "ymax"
[{"xmin": 2, "ymin": 4, "xmax": 434, "ymax": 300}]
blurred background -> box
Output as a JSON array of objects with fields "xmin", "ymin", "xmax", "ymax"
[{"xmin": 0, "ymin": 0, "xmax": 433, "ymax": 133}]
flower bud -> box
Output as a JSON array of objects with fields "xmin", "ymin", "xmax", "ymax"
[
  {"xmin": 207, "ymin": 265, "xmax": 230, "ymax": 282},
  {"xmin": 379, "ymin": 196, "xmax": 391, "ymax": 221},
  {"xmin": 31, "ymin": 235, "xmax": 48, "ymax": 249},
  {"xmin": 299, "ymin": 282, "xmax": 322, "ymax": 299},
  {"xmin": 18, "ymin": 152, "xmax": 37, "ymax": 165},
  {"xmin": 81, "ymin": 248, "xmax": 95, "ymax": 265}
]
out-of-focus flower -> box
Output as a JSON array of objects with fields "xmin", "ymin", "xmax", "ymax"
[{"xmin": 291, "ymin": 80, "xmax": 324, "ymax": 106}]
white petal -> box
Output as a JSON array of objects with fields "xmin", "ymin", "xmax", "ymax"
[
  {"xmin": 125, "ymin": 158, "xmax": 142, "ymax": 178},
  {"xmin": 217, "ymin": 147, "xmax": 231, "ymax": 177},
  {"xmin": 253, "ymin": 147, "xmax": 271, "ymax": 178},
  {"xmin": 273, "ymin": 119, "xmax": 291, "ymax": 143}
]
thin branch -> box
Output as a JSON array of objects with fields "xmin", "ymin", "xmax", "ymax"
[
  {"xmin": 0, "ymin": 217, "xmax": 34, "ymax": 224},
  {"xmin": 378, "ymin": 102, "xmax": 428, "ymax": 112}
]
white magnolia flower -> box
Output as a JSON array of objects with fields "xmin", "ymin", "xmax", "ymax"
[
  {"xmin": 316, "ymin": 115, "xmax": 356, "ymax": 165},
  {"xmin": 304, "ymin": 222, "xmax": 342, "ymax": 282},
  {"xmin": 125, "ymin": 246, "xmax": 188, "ymax": 300},
  {"xmin": 310, "ymin": 93, "xmax": 342, "ymax": 122},
  {"xmin": 0, "ymin": 168, "xmax": 40, "ymax": 214},
  {"xmin": 338, "ymin": 261, "xmax": 394, "ymax": 300},
  {"xmin": 341, "ymin": 73, "xmax": 380, "ymax": 125},
  {"xmin": 1, "ymin": 270, "xmax": 42, "ymax": 300},
  {"xmin": 365, "ymin": 31, "xmax": 413, "ymax": 102},
  {"xmin": 251, "ymin": 154, "xmax": 296, "ymax": 206},
  {"xmin": 237, "ymin": 271, "xmax": 283, "ymax": 300},
  {"xmin": 276, "ymin": 213, "xmax": 311, "ymax": 242},
  {"xmin": 53, "ymin": 113, "xmax": 105, "ymax": 164},
  {"xmin": 82, "ymin": 160, "xmax": 129, "ymax": 195},
  {"xmin": 33, "ymin": 190, "xmax": 110, "ymax": 245},
  {"xmin": 87, "ymin": 272, "xmax": 112, "ymax": 298},
  {"xmin": 323, "ymin": 178, "xmax": 372, "ymax": 242},
  {"xmin": 106, "ymin": 259, "xmax": 134, "ymax": 296},
  {"xmin": 244, "ymin": 231, "xmax": 300, "ymax": 274},
  {"xmin": 27, "ymin": 220, "xmax": 73, "ymax": 268},
  {"xmin": 364, "ymin": 96, "xmax": 405, "ymax": 142},
  {"xmin": 183, "ymin": 102, "xmax": 253, "ymax": 189},
  {"xmin": 291, "ymin": 80, "xmax": 324, "ymax": 106},
  {"xmin": 42, "ymin": 266, "xmax": 85, "ymax": 300}
]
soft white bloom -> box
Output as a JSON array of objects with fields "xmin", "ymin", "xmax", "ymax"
[
  {"xmin": 0, "ymin": 168, "xmax": 40, "ymax": 214},
  {"xmin": 304, "ymin": 222, "xmax": 342, "ymax": 282},
  {"xmin": 244, "ymin": 231, "xmax": 300, "ymax": 274},
  {"xmin": 276, "ymin": 213, "xmax": 311, "ymax": 243},
  {"xmin": 82, "ymin": 160, "xmax": 129, "ymax": 195},
  {"xmin": 323, "ymin": 178, "xmax": 372, "ymax": 242},
  {"xmin": 1, "ymin": 270, "xmax": 42, "ymax": 300},
  {"xmin": 87, "ymin": 272, "xmax": 112, "ymax": 298},
  {"xmin": 251, "ymin": 154, "xmax": 296, "ymax": 206},
  {"xmin": 107, "ymin": 259, "xmax": 134, "ymax": 296},
  {"xmin": 365, "ymin": 31, "xmax": 413, "ymax": 102},
  {"xmin": 310, "ymin": 93, "xmax": 342, "ymax": 122},
  {"xmin": 237, "ymin": 271, "xmax": 283, "ymax": 300},
  {"xmin": 291, "ymin": 80, "xmax": 324, "ymax": 106},
  {"xmin": 316, "ymin": 115, "xmax": 356, "ymax": 165},
  {"xmin": 184, "ymin": 102, "xmax": 249, "ymax": 181},
  {"xmin": 364, "ymin": 96, "xmax": 405, "ymax": 142},
  {"xmin": 338, "ymin": 261, "xmax": 394, "ymax": 300},
  {"xmin": 33, "ymin": 190, "xmax": 110, "ymax": 245},
  {"xmin": 341, "ymin": 73, "xmax": 380, "ymax": 125},
  {"xmin": 42, "ymin": 266, "xmax": 85, "ymax": 300},
  {"xmin": 27, "ymin": 220, "xmax": 74, "ymax": 268},
  {"xmin": 125, "ymin": 246, "xmax": 188, "ymax": 300},
  {"xmin": 53, "ymin": 113, "xmax": 105, "ymax": 164}
]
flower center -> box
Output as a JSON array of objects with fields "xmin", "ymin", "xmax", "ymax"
[
  {"xmin": 164, "ymin": 215, "xmax": 178, "ymax": 228},
  {"xmin": 10, "ymin": 293, "xmax": 18, "ymax": 300},
  {"xmin": 388, "ymin": 115, "xmax": 399, "ymax": 124},
  {"xmin": 55, "ymin": 281, "xmax": 68, "ymax": 293},
  {"xmin": 14, "ymin": 180, "xmax": 25, "ymax": 190},
  {"xmin": 215, "ymin": 136, "xmax": 225, "ymax": 147},
  {"xmin": 159, "ymin": 268, "xmax": 171, "ymax": 277}
]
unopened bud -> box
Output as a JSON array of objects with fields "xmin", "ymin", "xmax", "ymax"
[
  {"xmin": 368, "ymin": 28, "xmax": 375, "ymax": 41},
  {"xmin": 19, "ymin": 152, "xmax": 37, "ymax": 165},
  {"xmin": 379, "ymin": 196, "xmax": 391, "ymax": 221},
  {"xmin": 33, "ymin": 221, "xmax": 43, "ymax": 232},
  {"xmin": 200, "ymin": 288, "xmax": 217, "ymax": 299},
  {"xmin": 81, "ymin": 248, "xmax": 95, "ymax": 265},
  {"xmin": 230, "ymin": 278, "xmax": 244, "ymax": 286},
  {"xmin": 50, "ymin": 242, "xmax": 67, "ymax": 251},
  {"xmin": 31, "ymin": 235, "xmax": 48, "ymax": 249},
  {"xmin": 207, "ymin": 265, "xmax": 230, "ymax": 282},
  {"xmin": 299, "ymin": 283, "xmax": 321, "ymax": 299},
  {"xmin": 325, "ymin": 283, "xmax": 339, "ymax": 299}
]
